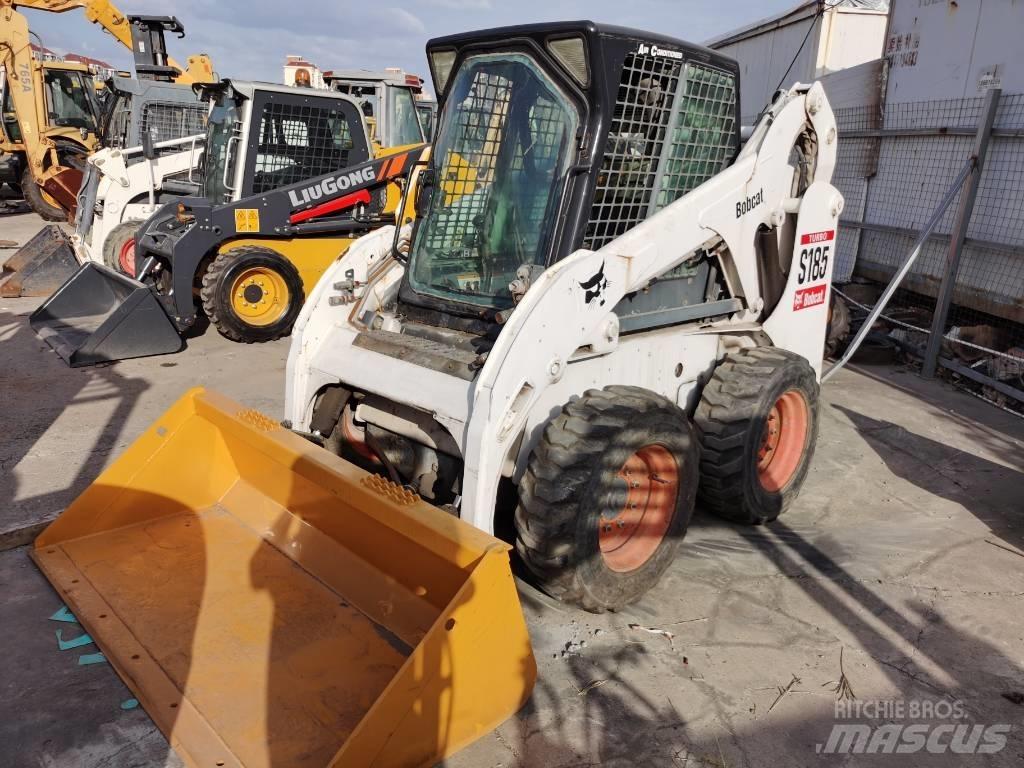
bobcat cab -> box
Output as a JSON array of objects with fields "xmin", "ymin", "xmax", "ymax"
[{"xmin": 31, "ymin": 79, "xmax": 425, "ymax": 366}]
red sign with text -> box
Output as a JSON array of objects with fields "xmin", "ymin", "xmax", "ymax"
[
  {"xmin": 800, "ymin": 230, "xmax": 835, "ymax": 246},
  {"xmin": 794, "ymin": 284, "xmax": 827, "ymax": 311}
]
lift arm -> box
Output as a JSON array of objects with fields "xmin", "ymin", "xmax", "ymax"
[{"xmin": 3, "ymin": 0, "xmax": 214, "ymax": 83}]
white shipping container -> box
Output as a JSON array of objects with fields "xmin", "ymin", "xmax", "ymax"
[
  {"xmin": 707, "ymin": 1, "xmax": 889, "ymax": 123},
  {"xmin": 885, "ymin": 0, "xmax": 1024, "ymax": 102}
]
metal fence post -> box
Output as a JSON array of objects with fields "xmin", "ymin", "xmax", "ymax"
[{"xmin": 921, "ymin": 87, "xmax": 1001, "ymax": 379}]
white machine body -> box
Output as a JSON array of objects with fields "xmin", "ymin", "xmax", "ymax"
[{"xmin": 286, "ymin": 82, "xmax": 843, "ymax": 536}]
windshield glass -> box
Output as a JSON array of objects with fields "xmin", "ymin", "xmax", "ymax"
[
  {"xmin": 388, "ymin": 86, "xmax": 424, "ymax": 145},
  {"xmin": 408, "ymin": 52, "xmax": 579, "ymax": 309},
  {"xmin": 203, "ymin": 95, "xmax": 241, "ymax": 204},
  {"xmin": 44, "ymin": 70, "xmax": 98, "ymax": 134}
]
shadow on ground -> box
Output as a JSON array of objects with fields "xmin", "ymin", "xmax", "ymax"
[{"xmin": 0, "ymin": 309, "xmax": 148, "ymax": 546}]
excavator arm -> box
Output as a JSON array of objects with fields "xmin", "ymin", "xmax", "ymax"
[
  {"xmin": 4, "ymin": 0, "xmax": 214, "ymax": 83},
  {"xmin": 0, "ymin": 4, "xmax": 53, "ymax": 174}
]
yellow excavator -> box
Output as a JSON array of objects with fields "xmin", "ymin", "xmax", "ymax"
[{"xmin": 0, "ymin": 0, "xmax": 213, "ymax": 219}]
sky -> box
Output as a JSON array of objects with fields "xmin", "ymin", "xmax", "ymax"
[{"xmin": 23, "ymin": 0, "xmax": 801, "ymax": 93}]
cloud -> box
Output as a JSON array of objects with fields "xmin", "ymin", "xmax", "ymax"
[{"xmin": 23, "ymin": 0, "xmax": 801, "ymax": 92}]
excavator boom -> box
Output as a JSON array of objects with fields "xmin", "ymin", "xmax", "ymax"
[
  {"xmin": 0, "ymin": 3, "xmax": 98, "ymax": 201},
  {"xmin": 4, "ymin": 0, "xmax": 215, "ymax": 83}
]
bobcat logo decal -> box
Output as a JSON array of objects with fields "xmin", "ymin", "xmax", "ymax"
[{"xmin": 580, "ymin": 262, "xmax": 609, "ymax": 306}]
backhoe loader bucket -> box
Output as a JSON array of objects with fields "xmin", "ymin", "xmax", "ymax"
[
  {"xmin": 33, "ymin": 388, "xmax": 536, "ymax": 768},
  {"xmin": 0, "ymin": 225, "xmax": 79, "ymax": 297},
  {"xmin": 29, "ymin": 262, "xmax": 184, "ymax": 366}
]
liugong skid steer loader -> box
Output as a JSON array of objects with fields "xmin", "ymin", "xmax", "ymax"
[{"xmin": 30, "ymin": 79, "xmax": 426, "ymax": 366}]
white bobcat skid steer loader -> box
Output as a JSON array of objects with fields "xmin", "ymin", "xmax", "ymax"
[
  {"xmin": 287, "ymin": 21, "xmax": 843, "ymax": 613},
  {"xmin": 72, "ymin": 132, "xmax": 205, "ymax": 274}
]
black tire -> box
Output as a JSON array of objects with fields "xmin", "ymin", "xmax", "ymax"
[
  {"xmin": 21, "ymin": 168, "xmax": 65, "ymax": 221},
  {"xmin": 102, "ymin": 220, "xmax": 143, "ymax": 276},
  {"xmin": 200, "ymin": 246, "xmax": 304, "ymax": 343},
  {"xmin": 694, "ymin": 347, "xmax": 819, "ymax": 525},
  {"xmin": 515, "ymin": 386, "xmax": 699, "ymax": 613},
  {"xmin": 825, "ymin": 292, "xmax": 851, "ymax": 359}
]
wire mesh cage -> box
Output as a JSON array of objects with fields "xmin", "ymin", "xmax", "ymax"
[
  {"xmin": 583, "ymin": 55, "xmax": 737, "ymax": 250},
  {"xmin": 583, "ymin": 52, "xmax": 682, "ymax": 249},
  {"xmin": 140, "ymin": 101, "xmax": 207, "ymax": 146},
  {"xmin": 251, "ymin": 101, "xmax": 357, "ymax": 195},
  {"xmin": 654, "ymin": 64, "xmax": 738, "ymax": 211}
]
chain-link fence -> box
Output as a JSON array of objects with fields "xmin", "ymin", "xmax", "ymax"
[{"xmin": 833, "ymin": 91, "xmax": 1024, "ymax": 413}]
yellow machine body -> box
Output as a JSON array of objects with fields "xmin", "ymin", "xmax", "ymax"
[
  {"xmin": 215, "ymin": 236, "xmax": 359, "ymax": 298},
  {"xmin": 33, "ymin": 388, "xmax": 536, "ymax": 768}
]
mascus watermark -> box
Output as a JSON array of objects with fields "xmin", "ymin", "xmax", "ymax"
[{"xmin": 816, "ymin": 698, "xmax": 1011, "ymax": 755}]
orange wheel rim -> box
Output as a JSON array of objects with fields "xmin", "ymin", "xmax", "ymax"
[
  {"xmin": 599, "ymin": 444, "xmax": 679, "ymax": 573},
  {"xmin": 757, "ymin": 390, "xmax": 809, "ymax": 493},
  {"xmin": 118, "ymin": 238, "xmax": 136, "ymax": 276}
]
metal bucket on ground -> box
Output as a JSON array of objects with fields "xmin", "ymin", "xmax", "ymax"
[
  {"xmin": 29, "ymin": 261, "xmax": 183, "ymax": 366},
  {"xmin": 0, "ymin": 225, "xmax": 79, "ymax": 297},
  {"xmin": 33, "ymin": 388, "xmax": 536, "ymax": 768}
]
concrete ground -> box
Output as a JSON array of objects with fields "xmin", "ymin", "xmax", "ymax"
[{"xmin": 1, "ymin": 208, "xmax": 1023, "ymax": 767}]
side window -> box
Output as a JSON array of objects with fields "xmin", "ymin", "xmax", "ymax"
[
  {"xmin": 140, "ymin": 102, "xmax": 207, "ymax": 145},
  {"xmin": 654, "ymin": 64, "xmax": 737, "ymax": 211},
  {"xmin": 250, "ymin": 99, "xmax": 366, "ymax": 195},
  {"xmin": 592, "ymin": 58, "xmax": 739, "ymax": 332},
  {"xmin": 583, "ymin": 56, "xmax": 737, "ymax": 250},
  {"xmin": 1, "ymin": 75, "xmax": 21, "ymax": 142},
  {"xmin": 44, "ymin": 70, "xmax": 95, "ymax": 131}
]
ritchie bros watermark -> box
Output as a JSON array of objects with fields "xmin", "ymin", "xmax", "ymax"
[{"xmin": 816, "ymin": 698, "xmax": 1011, "ymax": 756}]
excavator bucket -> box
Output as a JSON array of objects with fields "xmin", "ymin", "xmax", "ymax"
[
  {"xmin": 0, "ymin": 225, "xmax": 79, "ymax": 297},
  {"xmin": 29, "ymin": 262, "xmax": 184, "ymax": 366},
  {"xmin": 32, "ymin": 388, "xmax": 536, "ymax": 768}
]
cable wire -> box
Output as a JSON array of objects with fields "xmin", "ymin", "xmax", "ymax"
[{"xmin": 769, "ymin": 0, "xmax": 847, "ymax": 97}]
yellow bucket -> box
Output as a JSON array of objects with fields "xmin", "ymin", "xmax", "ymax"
[{"xmin": 33, "ymin": 388, "xmax": 535, "ymax": 767}]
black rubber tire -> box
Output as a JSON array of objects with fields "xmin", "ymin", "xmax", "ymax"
[
  {"xmin": 515, "ymin": 386, "xmax": 699, "ymax": 613},
  {"xmin": 200, "ymin": 246, "xmax": 304, "ymax": 343},
  {"xmin": 694, "ymin": 347, "xmax": 819, "ymax": 525},
  {"xmin": 21, "ymin": 167, "xmax": 65, "ymax": 221},
  {"xmin": 102, "ymin": 220, "xmax": 142, "ymax": 276},
  {"xmin": 825, "ymin": 292, "xmax": 851, "ymax": 359}
]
